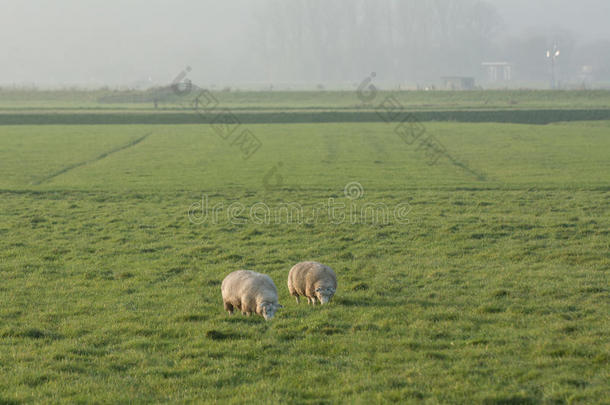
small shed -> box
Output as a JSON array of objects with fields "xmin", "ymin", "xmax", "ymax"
[
  {"xmin": 481, "ymin": 62, "xmax": 513, "ymax": 82},
  {"xmin": 441, "ymin": 76, "xmax": 475, "ymax": 90}
]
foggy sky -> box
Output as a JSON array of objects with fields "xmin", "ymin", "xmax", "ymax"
[
  {"xmin": 2, "ymin": 0, "xmax": 609, "ymax": 87},
  {"xmin": 489, "ymin": 0, "xmax": 610, "ymax": 40}
]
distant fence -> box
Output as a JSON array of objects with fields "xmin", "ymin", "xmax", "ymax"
[{"xmin": 2, "ymin": 109, "xmax": 610, "ymax": 125}]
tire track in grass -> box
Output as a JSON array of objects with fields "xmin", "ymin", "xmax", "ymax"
[
  {"xmin": 322, "ymin": 132, "xmax": 339, "ymax": 164},
  {"xmin": 361, "ymin": 131, "xmax": 389, "ymax": 162},
  {"xmin": 32, "ymin": 132, "xmax": 151, "ymax": 185},
  {"xmin": 443, "ymin": 153, "xmax": 488, "ymax": 182}
]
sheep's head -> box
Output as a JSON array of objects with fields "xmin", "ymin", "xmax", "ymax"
[
  {"xmin": 314, "ymin": 286, "xmax": 336, "ymax": 304},
  {"xmin": 260, "ymin": 302, "xmax": 282, "ymax": 320}
]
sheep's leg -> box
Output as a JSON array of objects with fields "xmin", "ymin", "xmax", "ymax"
[
  {"xmin": 238, "ymin": 300, "xmax": 248, "ymax": 316},
  {"xmin": 311, "ymin": 297, "xmax": 316, "ymax": 306},
  {"xmin": 224, "ymin": 302, "xmax": 234, "ymax": 315},
  {"xmin": 295, "ymin": 296, "xmax": 300, "ymax": 304}
]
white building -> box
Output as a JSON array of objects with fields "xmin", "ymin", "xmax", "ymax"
[{"xmin": 482, "ymin": 62, "xmax": 513, "ymax": 82}]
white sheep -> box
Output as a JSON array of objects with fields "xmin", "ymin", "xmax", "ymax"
[
  {"xmin": 287, "ymin": 261, "xmax": 337, "ymax": 305},
  {"xmin": 221, "ymin": 270, "xmax": 282, "ymax": 320}
]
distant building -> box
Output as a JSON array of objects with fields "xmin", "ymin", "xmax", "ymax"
[
  {"xmin": 481, "ymin": 62, "xmax": 513, "ymax": 82},
  {"xmin": 441, "ymin": 76, "xmax": 475, "ymax": 90}
]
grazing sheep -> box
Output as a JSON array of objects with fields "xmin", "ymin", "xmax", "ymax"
[
  {"xmin": 221, "ymin": 270, "xmax": 282, "ymax": 320},
  {"xmin": 287, "ymin": 261, "xmax": 337, "ymax": 305}
]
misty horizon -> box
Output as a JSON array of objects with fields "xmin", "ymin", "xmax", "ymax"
[{"xmin": 2, "ymin": 0, "xmax": 610, "ymax": 89}]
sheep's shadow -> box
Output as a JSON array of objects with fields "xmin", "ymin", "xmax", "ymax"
[
  {"xmin": 333, "ymin": 296, "xmax": 397, "ymax": 308},
  {"xmin": 205, "ymin": 329, "xmax": 250, "ymax": 341},
  {"xmin": 221, "ymin": 315, "xmax": 266, "ymax": 324}
]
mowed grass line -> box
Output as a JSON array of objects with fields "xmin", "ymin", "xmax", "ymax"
[
  {"xmin": 0, "ymin": 126, "xmax": 155, "ymax": 188},
  {"xmin": 0, "ymin": 120, "xmax": 608, "ymax": 403},
  {"xmin": 32, "ymin": 133, "xmax": 151, "ymax": 185},
  {"xmin": 3, "ymin": 121, "xmax": 605, "ymax": 191}
]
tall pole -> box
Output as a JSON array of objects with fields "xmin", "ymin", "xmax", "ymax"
[
  {"xmin": 547, "ymin": 44, "xmax": 560, "ymax": 90},
  {"xmin": 551, "ymin": 57, "xmax": 556, "ymax": 90}
]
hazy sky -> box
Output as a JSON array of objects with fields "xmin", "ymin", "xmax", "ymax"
[
  {"xmin": 1, "ymin": 0, "xmax": 609, "ymax": 87},
  {"xmin": 489, "ymin": 0, "xmax": 610, "ymax": 39}
]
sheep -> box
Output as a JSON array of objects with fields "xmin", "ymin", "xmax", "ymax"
[
  {"xmin": 287, "ymin": 261, "xmax": 337, "ymax": 305},
  {"xmin": 221, "ymin": 270, "xmax": 282, "ymax": 320}
]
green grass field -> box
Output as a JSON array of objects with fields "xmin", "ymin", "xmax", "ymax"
[
  {"xmin": 0, "ymin": 94, "xmax": 609, "ymax": 403},
  {"xmin": 2, "ymin": 88, "xmax": 610, "ymax": 111}
]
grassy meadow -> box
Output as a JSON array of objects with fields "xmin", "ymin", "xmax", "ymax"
[
  {"xmin": 2, "ymin": 88, "xmax": 610, "ymax": 111},
  {"xmin": 0, "ymin": 92, "xmax": 609, "ymax": 403}
]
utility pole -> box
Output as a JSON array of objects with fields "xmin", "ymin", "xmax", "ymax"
[{"xmin": 546, "ymin": 43, "xmax": 560, "ymax": 89}]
